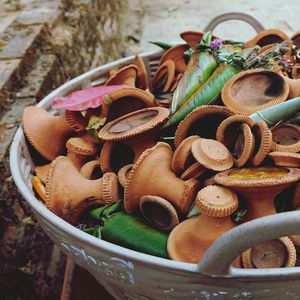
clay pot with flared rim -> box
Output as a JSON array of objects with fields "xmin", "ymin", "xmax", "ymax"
[
  {"xmin": 46, "ymin": 156, "xmax": 119, "ymax": 224},
  {"xmin": 159, "ymin": 44, "xmax": 189, "ymax": 74},
  {"xmin": 172, "ymin": 135, "xmax": 200, "ymax": 175},
  {"xmin": 151, "ymin": 60, "xmax": 176, "ymax": 94},
  {"xmin": 98, "ymin": 107, "xmax": 170, "ymax": 162},
  {"xmin": 117, "ymin": 164, "xmax": 133, "ymax": 187},
  {"xmin": 292, "ymin": 182, "xmax": 300, "ymax": 209},
  {"xmin": 105, "ymin": 64, "xmax": 138, "ymax": 87},
  {"xmin": 191, "ymin": 138, "xmax": 234, "ymax": 171},
  {"xmin": 139, "ymin": 195, "xmax": 179, "ymax": 231},
  {"xmin": 124, "ymin": 142, "xmax": 199, "ymax": 215},
  {"xmin": 66, "ymin": 136, "xmax": 97, "ymax": 170},
  {"xmin": 65, "ymin": 110, "xmax": 89, "ymax": 132},
  {"xmin": 23, "ymin": 106, "xmax": 74, "ymax": 161},
  {"xmin": 250, "ymin": 120, "xmax": 273, "ymax": 166},
  {"xmin": 221, "ymin": 69, "xmax": 289, "ymax": 115},
  {"xmin": 174, "ymin": 105, "xmax": 235, "ymax": 148},
  {"xmin": 134, "ymin": 55, "xmax": 149, "ymax": 90},
  {"xmin": 244, "ymin": 29, "xmax": 289, "ymax": 48},
  {"xmin": 271, "ymin": 124, "xmax": 300, "ymax": 153},
  {"xmin": 215, "ymin": 167, "xmax": 300, "ymax": 222},
  {"xmin": 180, "ymin": 162, "xmax": 206, "ymax": 180},
  {"xmin": 291, "ymin": 31, "xmax": 300, "ymax": 48},
  {"xmin": 80, "ymin": 160, "xmax": 103, "ymax": 179},
  {"xmin": 101, "ymin": 87, "xmax": 155, "ymax": 122},
  {"xmin": 167, "ymin": 185, "xmax": 239, "ymax": 264},
  {"xmin": 99, "ymin": 141, "xmax": 135, "ymax": 173},
  {"xmin": 216, "ymin": 115, "xmax": 255, "ymax": 167},
  {"xmin": 242, "ymin": 237, "xmax": 296, "ymax": 268},
  {"xmin": 268, "ymin": 152, "xmax": 300, "ymax": 168},
  {"xmin": 284, "ymin": 76, "xmax": 300, "ymax": 99},
  {"xmin": 180, "ymin": 31, "xmax": 204, "ymax": 49}
]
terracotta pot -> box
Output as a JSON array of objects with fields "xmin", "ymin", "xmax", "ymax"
[
  {"xmin": 271, "ymin": 124, "xmax": 300, "ymax": 153},
  {"xmin": 180, "ymin": 31, "xmax": 204, "ymax": 49},
  {"xmin": 159, "ymin": 44, "xmax": 190, "ymax": 74},
  {"xmin": 291, "ymin": 31, "xmax": 300, "ymax": 48},
  {"xmin": 105, "ymin": 64, "xmax": 138, "ymax": 87},
  {"xmin": 215, "ymin": 167, "xmax": 300, "ymax": 222},
  {"xmin": 117, "ymin": 164, "xmax": 133, "ymax": 188},
  {"xmin": 167, "ymin": 185, "xmax": 239, "ymax": 264},
  {"xmin": 65, "ymin": 110, "xmax": 89, "ymax": 132},
  {"xmin": 34, "ymin": 163, "xmax": 50, "ymax": 184},
  {"xmin": 134, "ymin": 55, "xmax": 149, "ymax": 90},
  {"xmin": 242, "ymin": 237, "xmax": 296, "ymax": 268},
  {"xmin": 124, "ymin": 142, "xmax": 199, "ymax": 215},
  {"xmin": 139, "ymin": 195, "xmax": 179, "ymax": 231},
  {"xmin": 174, "ymin": 105, "xmax": 235, "ymax": 148},
  {"xmin": 23, "ymin": 106, "xmax": 74, "ymax": 161},
  {"xmin": 244, "ymin": 29, "xmax": 289, "ymax": 48},
  {"xmin": 80, "ymin": 160, "xmax": 103, "ymax": 179},
  {"xmin": 180, "ymin": 162, "xmax": 206, "ymax": 180},
  {"xmin": 101, "ymin": 87, "xmax": 155, "ymax": 122},
  {"xmin": 268, "ymin": 152, "xmax": 300, "ymax": 168},
  {"xmin": 170, "ymin": 73, "xmax": 183, "ymax": 93},
  {"xmin": 222, "ymin": 69, "xmax": 289, "ymax": 115},
  {"xmin": 284, "ymin": 76, "xmax": 300, "ymax": 99},
  {"xmin": 99, "ymin": 107, "xmax": 170, "ymax": 162},
  {"xmin": 46, "ymin": 156, "xmax": 119, "ymax": 224},
  {"xmin": 216, "ymin": 115, "xmax": 255, "ymax": 167}
]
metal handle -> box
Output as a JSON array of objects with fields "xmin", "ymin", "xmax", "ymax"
[
  {"xmin": 204, "ymin": 12, "xmax": 264, "ymax": 33},
  {"xmin": 197, "ymin": 211, "xmax": 300, "ymax": 276}
]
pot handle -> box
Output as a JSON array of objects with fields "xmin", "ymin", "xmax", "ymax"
[
  {"xmin": 204, "ymin": 12, "xmax": 264, "ymax": 33},
  {"xmin": 197, "ymin": 211, "xmax": 300, "ymax": 276}
]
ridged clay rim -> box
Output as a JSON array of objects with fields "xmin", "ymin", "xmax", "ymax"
[
  {"xmin": 250, "ymin": 120, "xmax": 273, "ymax": 166},
  {"xmin": 65, "ymin": 110, "xmax": 88, "ymax": 132},
  {"xmin": 180, "ymin": 31, "xmax": 204, "ymax": 49},
  {"xmin": 159, "ymin": 44, "xmax": 189, "ymax": 74},
  {"xmin": 124, "ymin": 142, "xmax": 172, "ymax": 213},
  {"xmin": 271, "ymin": 124, "xmax": 300, "ymax": 153},
  {"xmin": 117, "ymin": 164, "xmax": 134, "ymax": 188},
  {"xmin": 34, "ymin": 163, "xmax": 50, "ymax": 184},
  {"xmin": 98, "ymin": 107, "xmax": 170, "ymax": 142},
  {"xmin": 221, "ymin": 69, "xmax": 290, "ymax": 115},
  {"xmin": 151, "ymin": 59, "xmax": 176, "ymax": 94},
  {"xmin": 101, "ymin": 172, "xmax": 120, "ymax": 204},
  {"xmin": 191, "ymin": 138, "xmax": 234, "ymax": 171},
  {"xmin": 105, "ymin": 64, "xmax": 138, "ymax": 86},
  {"xmin": 216, "ymin": 114, "xmax": 255, "ymax": 146},
  {"xmin": 242, "ymin": 237, "xmax": 296, "ymax": 268},
  {"xmin": 214, "ymin": 167, "xmax": 300, "ymax": 188},
  {"xmin": 171, "ymin": 135, "xmax": 200, "ymax": 175},
  {"xmin": 268, "ymin": 151, "xmax": 300, "ymax": 168},
  {"xmin": 174, "ymin": 105, "xmax": 235, "ymax": 148},
  {"xmin": 139, "ymin": 195, "xmax": 179, "ymax": 231},
  {"xmin": 99, "ymin": 141, "xmax": 113, "ymax": 173},
  {"xmin": 180, "ymin": 162, "xmax": 206, "ymax": 180},
  {"xmin": 101, "ymin": 87, "xmax": 155, "ymax": 118},
  {"xmin": 80, "ymin": 160, "xmax": 102, "ymax": 179},
  {"xmin": 291, "ymin": 30, "xmax": 300, "ymax": 48},
  {"xmin": 196, "ymin": 185, "xmax": 239, "ymax": 217},
  {"xmin": 134, "ymin": 55, "xmax": 149, "ymax": 90},
  {"xmin": 231, "ymin": 123, "xmax": 254, "ymax": 167},
  {"xmin": 244, "ymin": 29, "xmax": 289, "ymax": 48},
  {"xmin": 66, "ymin": 137, "xmax": 97, "ymax": 156}
]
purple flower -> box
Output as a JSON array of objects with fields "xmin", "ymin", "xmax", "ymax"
[
  {"xmin": 279, "ymin": 58, "xmax": 292, "ymax": 70},
  {"xmin": 210, "ymin": 38, "xmax": 223, "ymax": 50},
  {"xmin": 76, "ymin": 223, "xmax": 86, "ymax": 230}
]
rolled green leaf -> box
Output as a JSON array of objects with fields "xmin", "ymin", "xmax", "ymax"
[
  {"xmin": 250, "ymin": 97, "xmax": 300, "ymax": 126},
  {"xmin": 165, "ymin": 64, "xmax": 240, "ymax": 127},
  {"xmin": 101, "ymin": 212, "xmax": 169, "ymax": 258},
  {"xmin": 284, "ymin": 112, "xmax": 300, "ymax": 126},
  {"xmin": 171, "ymin": 51, "xmax": 218, "ymax": 113}
]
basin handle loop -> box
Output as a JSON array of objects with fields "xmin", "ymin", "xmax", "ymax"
[
  {"xmin": 197, "ymin": 211, "xmax": 300, "ymax": 275},
  {"xmin": 204, "ymin": 12, "xmax": 265, "ymax": 34}
]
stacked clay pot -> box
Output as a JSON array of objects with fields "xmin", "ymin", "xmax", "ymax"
[{"xmin": 24, "ymin": 30, "xmax": 300, "ymax": 270}]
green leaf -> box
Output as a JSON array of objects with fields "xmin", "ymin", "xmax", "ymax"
[{"xmin": 149, "ymin": 41, "xmax": 179, "ymax": 49}]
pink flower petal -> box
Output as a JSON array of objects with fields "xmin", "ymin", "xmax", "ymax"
[{"xmin": 52, "ymin": 85, "xmax": 127, "ymax": 111}]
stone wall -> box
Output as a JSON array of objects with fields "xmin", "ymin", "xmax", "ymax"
[{"xmin": 0, "ymin": 0, "xmax": 130, "ymax": 298}]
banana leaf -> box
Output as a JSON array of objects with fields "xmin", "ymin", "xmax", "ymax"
[
  {"xmin": 165, "ymin": 64, "xmax": 240, "ymax": 127},
  {"xmin": 250, "ymin": 97, "xmax": 300, "ymax": 126},
  {"xmin": 171, "ymin": 51, "xmax": 218, "ymax": 113},
  {"xmin": 101, "ymin": 212, "xmax": 169, "ymax": 258},
  {"xmin": 149, "ymin": 41, "xmax": 179, "ymax": 50},
  {"xmin": 284, "ymin": 112, "xmax": 300, "ymax": 126}
]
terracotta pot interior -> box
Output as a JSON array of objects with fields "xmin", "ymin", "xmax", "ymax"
[
  {"xmin": 109, "ymin": 143, "xmax": 135, "ymax": 173},
  {"xmin": 272, "ymin": 126, "xmax": 300, "ymax": 146},
  {"xmin": 292, "ymin": 35, "xmax": 300, "ymax": 48},
  {"xmin": 223, "ymin": 122, "xmax": 245, "ymax": 152},
  {"xmin": 107, "ymin": 110, "xmax": 159, "ymax": 134},
  {"xmin": 231, "ymin": 72, "xmax": 285, "ymax": 106},
  {"xmin": 251, "ymin": 125, "xmax": 263, "ymax": 158},
  {"xmin": 232, "ymin": 126, "xmax": 246, "ymax": 160},
  {"xmin": 256, "ymin": 35, "xmax": 285, "ymax": 47},
  {"xmin": 251, "ymin": 239, "xmax": 288, "ymax": 268},
  {"xmin": 89, "ymin": 165, "xmax": 103, "ymax": 180},
  {"xmin": 106, "ymin": 97, "xmax": 149, "ymax": 122},
  {"xmin": 185, "ymin": 114, "xmax": 229, "ymax": 140},
  {"xmin": 141, "ymin": 201, "xmax": 172, "ymax": 229}
]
